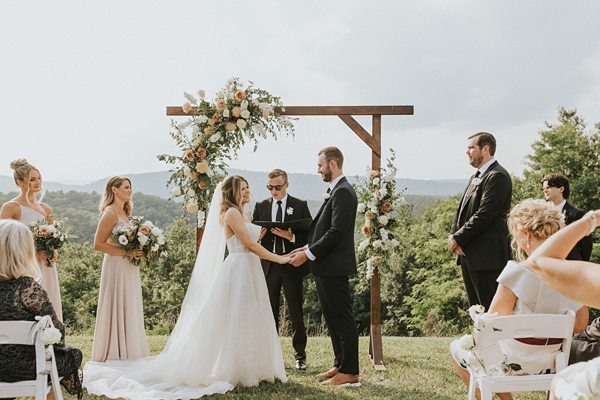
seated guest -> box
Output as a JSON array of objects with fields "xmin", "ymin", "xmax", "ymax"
[
  {"xmin": 525, "ymin": 209, "xmax": 600, "ymax": 399},
  {"xmin": 450, "ymin": 199, "xmax": 588, "ymax": 400},
  {"xmin": 0, "ymin": 219, "xmax": 82, "ymax": 399}
]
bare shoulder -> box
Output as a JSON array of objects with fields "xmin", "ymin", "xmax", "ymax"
[
  {"xmin": 223, "ymin": 207, "xmax": 242, "ymax": 221},
  {"xmin": 0, "ymin": 200, "xmax": 20, "ymax": 218},
  {"xmin": 40, "ymin": 202, "xmax": 53, "ymax": 215},
  {"xmin": 99, "ymin": 207, "xmax": 118, "ymax": 224}
]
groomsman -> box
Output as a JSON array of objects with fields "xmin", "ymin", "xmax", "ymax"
[
  {"xmin": 252, "ymin": 169, "xmax": 312, "ymax": 371},
  {"xmin": 541, "ymin": 173, "xmax": 593, "ymax": 261},
  {"xmin": 449, "ymin": 132, "xmax": 512, "ymax": 310}
]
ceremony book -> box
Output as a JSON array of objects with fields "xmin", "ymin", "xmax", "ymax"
[{"xmin": 252, "ymin": 218, "xmax": 312, "ymax": 232}]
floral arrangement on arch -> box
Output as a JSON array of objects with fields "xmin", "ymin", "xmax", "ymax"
[
  {"xmin": 158, "ymin": 78, "xmax": 295, "ymax": 227},
  {"xmin": 355, "ymin": 150, "xmax": 406, "ymax": 279}
]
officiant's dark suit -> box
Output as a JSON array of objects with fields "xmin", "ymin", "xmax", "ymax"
[
  {"xmin": 305, "ymin": 151, "xmax": 359, "ymax": 378},
  {"xmin": 252, "ymin": 170, "xmax": 312, "ymax": 366},
  {"xmin": 450, "ymin": 132, "xmax": 512, "ymax": 310}
]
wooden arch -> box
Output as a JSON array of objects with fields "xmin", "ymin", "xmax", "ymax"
[{"xmin": 166, "ymin": 104, "xmax": 415, "ymax": 370}]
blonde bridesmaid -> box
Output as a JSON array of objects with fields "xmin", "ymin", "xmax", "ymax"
[
  {"xmin": 0, "ymin": 159, "xmax": 63, "ymax": 321},
  {"xmin": 90, "ymin": 176, "xmax": 149, "ymax": 362}
]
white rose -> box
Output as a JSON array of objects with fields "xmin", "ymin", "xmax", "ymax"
[
  {"xmin": 370, "ymin": 206, "xmax": 378, "ymax": 213},
  {"xmin": 171, "ymin": 187, "xmax": 182, "ymax": 197},
  {"xmin": 357, "ymin": 203, "xmax": 366, "ymax": 213},
  {"xmin": 196, "ymin": 115, "xmax": 208, "ymax": 124},
  {"xmin": 373, "ymin": 177, "xmax": 380, "ymax": 185},
  {"xmin": 186, "ymin": 188, "xmax": 195, "ymax": 197},
  {"xmin": 390, "ymin": 239, "xmax": 399, "ymax": 247},
  {"xmin": 160, "ymin": 251, "xmax": 167, "ymax": 257},
  {"xmin": 118, "ymin": 235, "xmax": 128, "ymax": 246},
  {"xmin": 137, "ymin": 233, "xmax": 149, "ymax": 246},
  {"xmin": 142, "ymin": 221, "xmax": 154, "ymax": 228},
  {"xmin": 40, "ymin": 326, "xmax": 62, "ymax": 345},
  {"xmin": 236, "ymin": 119, "xmax": 247, "ymax": 129},
  {"xmin": 240, "ymin": 110, "xmax": 250, "ymax": 119},
  {"xmin": 379, "ymin": 188, "xmax": 387, "ymax": 197},
  {"xmin": 183, "ymin": 166, "xmax": 192, "ymax": 177},
  {"xmin": 378, "ymin": 215, "xmax": 389, "ymax": 226},
  {"xmin": 223, "ymin": 109, "xmax": 230, "ymax": 118},
  {"xmin": 157, "ymin": 235, "xmax": 166, "ymax": 245},
  {"xmin": 358, "ymin": 240, "xmax": 369, "ymax": 252},
  {"xmin": 151, "ymin": 243, "xmax": 160, "ymax": 252},
  {"xmin": 209, "ymin": 132, "xmax": 221, "ymax": 143},
  {"xmin": 372, "ymin": 240, "xmax": 383, "ymax": 249},
  {"xmin": 151, "ymin": 227, "xmax": 162, "ymax": 236},
  {"xmin": 468, "ymin": 304, "xmax": 485, "ymax": 321}
]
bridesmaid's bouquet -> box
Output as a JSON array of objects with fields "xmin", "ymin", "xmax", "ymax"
[
  {"xmin": 30, "ymin": 218, "xmax": 69, "ymax": 267},
  {"xmin": 111, "ymin": 216, "xmax": 168, "ymax": 266}
]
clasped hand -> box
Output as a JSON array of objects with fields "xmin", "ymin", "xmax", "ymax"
[
  {"xmin": 287, "ymin": 247, "xmax": 308, "ymax": 267},
  {"xmin": 447, "ymin": 235, "xmax": 465, "ymax": 256}
]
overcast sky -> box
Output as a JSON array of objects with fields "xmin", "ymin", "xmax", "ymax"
[{"xmin": 1, "ymin": 1, "xmax": 599, "ymax": 183}]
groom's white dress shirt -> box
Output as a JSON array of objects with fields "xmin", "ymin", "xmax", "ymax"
[{"xmin": 304, "ymin": 175, "xmax": 345, "ymax": 261}]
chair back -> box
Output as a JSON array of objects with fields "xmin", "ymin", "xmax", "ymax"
[{"xmin": 0, "ymin": 320, "xmax": 38, "ymax": 345}]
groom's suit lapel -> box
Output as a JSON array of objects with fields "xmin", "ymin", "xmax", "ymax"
[
  {"xmin": 312, "ymin": 177, "xmax": 346, "ymax": 226},
  {"xmin": 458, "ymin": 161, "xmax": 498, "ymax": 222}
]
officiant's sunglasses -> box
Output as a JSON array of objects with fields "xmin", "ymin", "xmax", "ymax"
[{"xmin": 266, "ymin": 183, "xmax": 287, "ymax": 191}]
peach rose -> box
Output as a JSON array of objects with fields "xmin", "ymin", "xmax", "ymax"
[
  {"xmin": 382, "ymin": 201, "xmax": 393, "ymax": 213},
  {"xmin": 212, "ymin": 113, "xmax": 221, "ymax": 122},
  {"xmin": 262, "ymin": 109, "xmax": 270, "ymax": 119},
  {"xmin": 184, "ymin": 149, "xmax": 195, "ymax": 161},
  {"xmin": 371, "ymin": 256, "xmax": 383, "ymax": 266},
  {"xmin": 235, "ymin": 90, "xmax": 246, "ymax": 101},
  {"xmin": 231, "ymin": 107, "xmax": 241, "ymax": 118},
  {"xmin": 191, "ymin": 172, "xmax": 199, "ymax": 180},
  {"xmin": 196, "ymin": 147, "xmax": 207, "ymax": 159},
  {"xmin": 186, "ymin": 203, "xmax": 199, "ymax": 213},
  {"xmin": 204, "ymin": 126, "xmax": 215, "ymax": 136},
  {"xmin": 39, "ymin": 227, "xmax": 51, "ymax": 237},
  {"xmin": 361, "ymin": 225, "xmax": 373, "ymax": 236},
  {"xmin": 196, "ymin": 161, "xmax": 209, "ymax": 174},
  {"xmin": 139, "ymin": 226, "xmax": 151, "ymax": 235},
  {"xmin": 198, "ymin": 181, "xmax": 207, "ymax": 189},
  {"xmin": 216, "ymin": 99, "xmax": 226, "ymax": 111},
  {"xmin": 365, "ymin": 210, "xmax": 377, "ymax": 220},
  {"xmin": 368, "ymin": 170, "xmax": 380, "ymax": 179},
  {"xmin": 182, "ymin": 102, "xmax": 193, "ymax": 114},
  {"xmin": 226, "ymin": 122, "xmax": 236, "ymax": 132}
]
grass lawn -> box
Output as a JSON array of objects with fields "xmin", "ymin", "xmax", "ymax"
[{"xmin": 58, "ymin": 336, "xmax": 548, "ymax": 399}]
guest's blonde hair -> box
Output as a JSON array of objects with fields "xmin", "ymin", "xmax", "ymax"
[
  {"xmin": 10, "ymin": 158, "xmax": 44, "ymax": 204},
  {"xmin": 0, "ymin": 219, "xmax": 41, "ymax": 282},
  {"xmin": 99, "ymin": 176, "xmax": 133, "ymax": 216},
  {"xmin": 508, "ymin": 199, "xmax": 565, "ymax": 261}
]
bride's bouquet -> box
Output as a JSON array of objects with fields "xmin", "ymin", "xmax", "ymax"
[
  {"xmin": 111, "ymin": 216, "xmax": 168, "ymax": 266},
  {"xmin": 30, "ymin": 218, "xmax": 69, "ymax": 267}
]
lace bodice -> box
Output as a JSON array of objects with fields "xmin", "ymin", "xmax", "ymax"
[{"xmin": 227, "ymin": 223, "xmax": 261, "ymax": 254}]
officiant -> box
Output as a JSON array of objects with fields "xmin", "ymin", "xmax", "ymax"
[{"xmin": 252, "ymin": 169, "xmax": 312, "ymax": 371}]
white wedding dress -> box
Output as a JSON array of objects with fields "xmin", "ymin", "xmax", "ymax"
[{"xmin": 84, "ymin": 183, "xmax": 287, "ymax": 399}]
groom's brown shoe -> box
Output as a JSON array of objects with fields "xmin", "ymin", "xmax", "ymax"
[
  {"xmin": 316, "ymin": 367, "xmax": 339, "ymax": 380},
  {"xmin": 320, "ymin": 372, "xmax": 361, "ymax": 387}
]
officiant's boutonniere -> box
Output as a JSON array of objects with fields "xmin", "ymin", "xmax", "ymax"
[
  {"xmin": 471, "ymin": 177, "xmax": 482, "ymax": 187},
  {"xmin": 286, "ymin": 207, "xmax": 294, "ymax": 215},
  {"xmin": 322, "ymin": 192, "xmax": 331, "ymax": 200}
]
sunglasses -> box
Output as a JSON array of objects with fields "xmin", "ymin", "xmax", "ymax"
[{"xmin": 266, "ymin": 184, "xmax": 286, "ymax": 191}]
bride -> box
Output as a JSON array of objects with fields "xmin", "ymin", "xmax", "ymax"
[{"xmin": 84, "ymin": 175, "xmax": 290, "ymax": 399}]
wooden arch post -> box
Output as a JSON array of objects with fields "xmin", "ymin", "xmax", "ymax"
[{"xmin": 166, "ymin": 104, "xmax": 414, "ymax": 370}]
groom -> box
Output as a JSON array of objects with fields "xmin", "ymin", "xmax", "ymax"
[{"xmin": 290, "ymin": 146, "xmax": 360, "ymax": 387}]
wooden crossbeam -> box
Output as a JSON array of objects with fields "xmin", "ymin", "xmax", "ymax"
[{"xmin": 166, "ymin": 105, "xmax": 414, "ymax": 117}]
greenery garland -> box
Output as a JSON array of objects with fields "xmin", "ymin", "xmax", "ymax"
[{"xmin": 158, "ymin": 78, "xmax": 295, "ymax": 227}]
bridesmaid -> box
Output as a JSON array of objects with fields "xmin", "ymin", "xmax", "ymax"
[
  {"xmin": 0, "ymin": 159, "xmax": 63, "ymax": 321},
  {"xmin": 90, "ymin": 176, "xmax": 149, "ymax": 362}
]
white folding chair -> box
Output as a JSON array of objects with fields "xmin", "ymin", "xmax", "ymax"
[
  {"xmin": 0, "ymin": 315, "xmax": 63, "ymax": 400},
  {"xmin": 467, "ymin": 310, "xmax": 575, "ymax": 400}
]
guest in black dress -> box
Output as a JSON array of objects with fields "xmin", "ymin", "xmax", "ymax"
[{"xmin": 0, "ymin": 219, "xmax": 82, "ymax": 399}]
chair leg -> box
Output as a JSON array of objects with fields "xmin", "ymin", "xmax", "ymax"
[
  {"xmin": 480, "ymin": 381, "xmax": 493, "ymax": 400},
  {"xmin": 468, "ymin": 375, "xmax": 477, "ymax": 400},
  {"xmin": 35, "ymin": 375, "xmax": 48, "ymax": 400}
]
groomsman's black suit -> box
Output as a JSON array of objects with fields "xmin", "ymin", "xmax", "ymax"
[
  {"xmin": 563, "ymin": 201, "xmax": 593, "ymax": 261},
  {"xmin": 450, "ymin": 160, "xmax": 513, "ymax": 310},
  {"xmin": 252, "ymin": 194, "xmax": 311, "ymax": 362},
  {"xmin": 307, "ymin": 176, "xmax": 359, "ymax": 375}
]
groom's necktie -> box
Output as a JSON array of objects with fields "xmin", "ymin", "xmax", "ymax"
[{"xmin": 275, "ymin": 200, "xmax": 284, "ymax": 254}]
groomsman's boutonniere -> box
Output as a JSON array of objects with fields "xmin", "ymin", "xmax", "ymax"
[
  {"xmin": 286, "ymin": 207, "xmax": 294, "ymax": 215},
  {"xmin": 322, "ymin": 192, "xmax": 331, "ymax": 200},
  {"xmin": 471, "ymin": 177, "xmax": 482, "ymax": 187}
]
